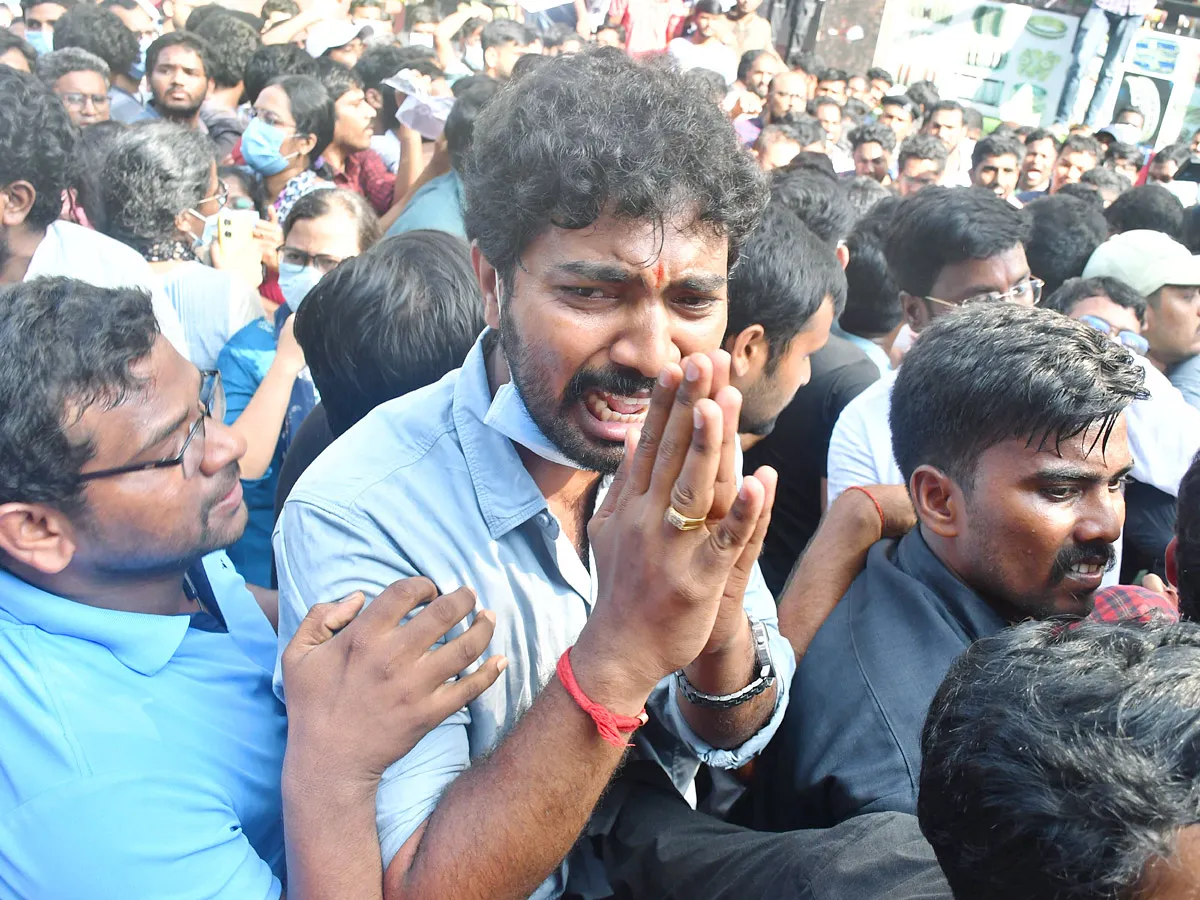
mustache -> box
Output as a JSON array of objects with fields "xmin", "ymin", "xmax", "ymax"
[
  {"xmin": 1049, "ymin": 541, "xmax": 1117, "ymax": 585},
  {"xmin": 564, "ymin": 366, "xmax": 657, "ymax": 405}
]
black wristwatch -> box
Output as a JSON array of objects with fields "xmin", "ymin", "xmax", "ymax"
[{"xmin": 675, "ymin": 616, "xmax": 776, "ymax": 709}]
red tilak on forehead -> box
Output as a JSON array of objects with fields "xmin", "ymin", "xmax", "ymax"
[{"xmin": 652, "ymin": 260, "xmax": 666, "ymax": 287}]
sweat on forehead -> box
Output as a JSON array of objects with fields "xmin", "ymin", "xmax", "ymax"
[
  {"xmin": 888, "ymin": 304, "xmax": 1147, "ymax": 487},
  {"xmin": 461, "ymin": 48, "xmax": 767, "ymax": 281}
]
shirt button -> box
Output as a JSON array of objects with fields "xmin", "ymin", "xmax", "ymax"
[{"xmin": 536, "ymin": 512, "xmax": 552, "ymax": 528}]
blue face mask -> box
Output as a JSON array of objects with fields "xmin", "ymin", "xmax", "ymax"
[
  {"xmin": 241, "ymin": 118, "xmax": 298, "ymax": 177},
  {"xmin": 278, "ymin": 262, "xmax": 325, "ymax": 312},
  {"xmin": 129, "ymin": 35, "xmax": 154, "ymax": 81},
  {"xmin": 25, "ymin": 29, "xmax": 53, "ymax": 56}
]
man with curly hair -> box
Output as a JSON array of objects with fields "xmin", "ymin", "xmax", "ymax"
[
  {"xmin": 0, "ymin": 67, "xmax": 186, "ymax": 355},
  {"xmin": 275, "ymin": 48, "xmax": 794, "ymax": 899}
]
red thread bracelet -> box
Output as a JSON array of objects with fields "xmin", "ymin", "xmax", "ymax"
[
  {"xmin": 556, "ymin": 647, "xmax": 648, "ymax": 748},
  {"xmin": 845, "ymin": 485, "xmax": 886, "ymax": 533}
]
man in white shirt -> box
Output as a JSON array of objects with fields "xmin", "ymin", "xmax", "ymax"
[
  {"xmin": 0, "ymin": 67, "xmax": 187, "ymax": 356},
  {"xmin": 827, "ymin": 188, "xmax": 1200, "ymax": 571}
]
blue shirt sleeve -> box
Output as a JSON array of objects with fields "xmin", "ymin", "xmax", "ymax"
[
  {"xmin": 0, "ymin": 773, "xmax": 281, "ymax": 900},
  {"xmin": 217, "ymin": 323, "xmax": 276, "ymax": 425},
  {"xmin": 274, "ymin": 496, "xmax": 472, "ymax": 867},
  {"xmin": 654, "ymin": 562, "xmax": 796, "ymax": 770}
]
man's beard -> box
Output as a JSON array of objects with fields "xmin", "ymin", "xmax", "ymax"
[
  {"xmin": 156, "ymin": 95, "xmax": 203, "ymax": 121},
  {"xmin": 0, "ymin": 228, "xmax": 10, "ymax": 276},
  {"xmin": 498, "ymin": 317, "xmax": 654, "ymax": 475}
]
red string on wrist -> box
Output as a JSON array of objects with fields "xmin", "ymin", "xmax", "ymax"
[
  {"xmin": 556, "ymin": 647, "xmax": 648, "ymax": 748},
  {"xmin": 845, "ymin": 485, "xmax": 886, "ymax": 533}
]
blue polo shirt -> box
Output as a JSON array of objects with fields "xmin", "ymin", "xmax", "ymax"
[{"xmin": 0, "ymin": 552, "xmax": 287, "ymax": 899}]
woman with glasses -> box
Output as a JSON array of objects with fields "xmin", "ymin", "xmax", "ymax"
[
  {"xmin": 93, "ymin": 122, "xmax": 266, "ymax": 370},
  {"xmin": 216, "ymin": 188, "xmax": 381, "ymax": 587},
  {"xmin": 241, "ymin": 73, "xmax": 336, "ymax": 222}
]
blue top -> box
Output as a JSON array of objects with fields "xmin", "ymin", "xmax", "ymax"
[
  {"xmin": 274, "ymin": 332, "xmax": 795, "ymax": 898},
  {"xmin": 753, "ymin": 528, "xmax": 1006, "ymax": 831},
  {"xmin": 0, "ymin": 552, "xmax": 286, "ymax": 899},
  {"xmin": 1168, "ymin": 354, "xmax": 1200, "ymax": 410},
  {"xmin": 386, "ymin": 171, "xmax": 466, "ymax": 241}
]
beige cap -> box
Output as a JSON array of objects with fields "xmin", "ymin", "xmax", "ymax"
[{"xmin": 1083, "ymin": 229, "xmax": 1200, "ymax": 297}]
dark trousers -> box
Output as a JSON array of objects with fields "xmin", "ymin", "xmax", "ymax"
[
  {"xmin": 596, "ymin": 762, "xmax": 951, "ymax": 900},
  {"xmin": 1055, "ymin": 4, "xmax": 1144, "ymax": 126}
]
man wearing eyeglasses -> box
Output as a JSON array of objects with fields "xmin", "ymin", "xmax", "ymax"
[
  {"xmin": 826, "ymin": 187, "xmax": 1200, "ymax": 573},
  {"xmin": 34, "ymin": 46, "xmax": 112, "ymax": 128},
  {"xmin": 1083, "ymin": 230, "xmax": 1200, "ymax": 412},
  {"xmin": 0, "ymin": 277, "xmax": 506, "ymax": 898}
]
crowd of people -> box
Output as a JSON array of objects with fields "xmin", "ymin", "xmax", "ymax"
[{"xmin": 5, "ymin": 0, "xmax": 1200, "ymax": 896}]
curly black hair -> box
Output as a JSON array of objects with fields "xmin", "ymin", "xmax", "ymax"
[
  {"xmin": 52, "ymin": 3, "xmax": 138, "ymax": 81},
  {"xmin": 191, "ymin": 10, "xmax": 261, "ymax": 90},
  {"xmin": 0, "ymin": 67, "xmax": 77, "ymax": 231},
  {"xmin": 462, "ymin": 48, "xmax": 767, "ymax": 281}
]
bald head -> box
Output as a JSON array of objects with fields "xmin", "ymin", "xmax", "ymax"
[{"xmin": 767, "ymin": 71, "xmax": 810, "ymax": 122}]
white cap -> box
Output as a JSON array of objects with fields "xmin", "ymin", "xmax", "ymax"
[
  {"xmin": 305, "ymin": 22, "xmax": 371, "ymax": 58},
  {"xmin": 1096, "ymin": 123, "xmax": 1142, "ymax": 145},
  {"xmin": 1083, "ymin": 230, "xmax": 1200, "ymax": 297}
]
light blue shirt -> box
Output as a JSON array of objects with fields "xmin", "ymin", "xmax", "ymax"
[
  {"xmin": 274, "ymin": 332, "xmax": 794, "ymax": 898},
  {"xmin": 0, "ymin": 553, "xmax": 286, "ymax": 899},
  {"xmin": 386, "ymin": 170, "xmax": 467, "ymax": 241},
  {"xmin": 1169, "ymin": 354, "xmax": 1200, "ymax": 411},
  {"xmin": 832, "ymin": 321, "xmax": 892, "ymax": 378}
]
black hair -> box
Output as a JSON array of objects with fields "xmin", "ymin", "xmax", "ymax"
[
  {"xmin": 683, "ymin": 67, "xmax": 728, "ymax": 106},
  {"xmin": 71, "ymin": 119, "xmax": 126, "ymax": 233},
  {"xmin": 842, "ymin": 214, "xmax": 903, "ymax": 337},
  {"xmin": 725, "ymin": 203, "xmax": 846, "ymax": 369},
  {"xmin": 462, "ymin": 48, "xmax": 766, "ymax": 282},
  {"xmin": 885, "ymin": 185, "xmax": 1031, "ymax": 298},
  {"xmin": 806, "ymin": 95, "xmax": 841, "ymax": 116},
  {"xmin": 0, "ymin": 30, "xmax": 37, "ymax": 71},
  {"xmin": 20, "ymin": 0, "xmax": 78, "ymax": 13},
  {"xmin": 691, "ymin": 0, "xmax": 723, "ymax": 16},
  {"xmin": 1105, "ymin": 183, "xmax": 1185, "ymax": 241},
  {"xmin": 184, "ymin": 3, "xmax": 261, "ymax": 32},
  {"xmin": 866, "ymin": 66, "xmax": 892, "ymax": 85},
  {"xmin": 508, "ymin": 51, "xmax": 548, "ymax": 82},
  {"xmin": 406, "ymin": 2, "xmax": 439, "ymax": 26},
  {"xmin": 283, "ymin": 186, "xmax": 380, "ymax": 256},
  {"xmin": 348, "ymin": 0, "xmax": 385, "ymax": 12},
  {"xmin": 145, "ymin": 31, "xmax": 211, "ymax": 80},
  {"xmin": 1153, "ymin": 141, "xmax": 1192, "ymax": 171},
  {"xmin": 849, "ymin": 122, "xmax": 896, "ymax": 153},
  {"xmin": 480, "ymin": 18, "xmax": 537, "ymax": 51},
  {"xmin": 780, "ymin": 150, "xmax": 835, "ymax": 177},
  {"xmin": 191, "ymin": 10, "xmax": 261, "ymax": 91},
  {"xmin": 1059, "ymin": 132, "xmax": 1103, "ymax": 161},
  {"xmin": 1056, "ymin": 181, "xmax": 1105, "ymax": 210},
  {"xmin": 218, "ymin": 164, "xmax": 269, "ymax": 217},
  {"xmin": 891, "ymin": 304, "xmax": 1146, "ymax": 487},
  {"xmin": 760, "ymin": 122, "xmax": 804, "ymax": 150},
  {"xmin": 1105, "ymin": 140, "xmax": 1144, "ymax": 169},
  {"xmin": 1024, "ymin": 127, "xmax": 1060, "ymax": 153},
  {"xmin": 270, "ymin": 73, "xmax": 335, "ymax": 163},
  {"xmin": 1177, "ymin": 452, "xmax": 1200, "ymax": 620},
  {"xmin": 768, "ymin": 164, "xmax": 852, "ymax": 247},
  {"xmin": 841, "ymin": 97, "xmax": 870, "ymax": 123},
  {"xmin": 354, "ymin": 44, "xmax": 442, "ymax": 122},
  {"xmin": 737, "ymin": 48, "xmax": 772, "ymax": 83},
  {"xmin": 880, "ymin": 93, "xmax": 919, "ymax": 118},
  {"xmin": 101, "ymin": 0, "xmax": 147, "ymax": 11},
  {"xmin": 315, "ymin": 56, "xmax": 362, "ymax": 104},
  {"xmin": 962, "ymin": 106, "xmax": 982, "ymax": 132},
  {"xmin": 243, "ymin": 42, "xmax": 317, "ymax": 105},
  {"xmin": 905, "ymin": 79, "xmax": 939, "ymax": 113},
  {"xmin": 896, "ymin": 133, "xmax": 948, "ymax": 173},
  {"xmin": 1186, "ymin": 205, "xmax": 1200, "ymax": 255},
  {"xmin": 844, "ymin": 175, "xmax": 890, "ymax": 222},
  {"xmin": 774, "ymin": 113, "xmax": 826, "ymax": 148},
  {"xmin": 815, "ymin": 66, "xmax": 847, "ymax": 85},
  {"xmin": 0, "ymin": 277, "xmax": 159, "ymax": 514},
  {"xmin": 95, "ymin": 121, "xmax": 215, "ymax": 253},
  {"xmin": 52, "ymin": 3, "xmax": 138, "ymax": 79},
  {"xmin": 920, "ymin": 621, "xmax": 1200, "ymax": 900},
  {"xmin": 925, "ymin": 99, "xmax": 963, "ymax": 123},
  {"xmin": 1041, "ymin": 275, "xmax": 1147, "ymax": 324},
  {"xmin": 444, "ymin": 74, "xmax": 499, "ymax": 173},
  {"xmin": 294, "ymin": 232, "xmax": 484, "ymax": 436},
  {"xmin": 1024, "ymin": 195, "xmax": 1108, "ymax": 297},
  {"xmin": 0, "ymin": 68, "xmax": 77, "ymax": 230},
  {"xmin": 1114, "ymin": 104, "xmax": 1145, "ymax": 125},
  {"xmin": 971, "ymin": 132, "xmax": 1023, "ymax": 170},
  {"xmin": 260, "ymin": 0, "xmax": 300, "ymax": 19},
  {"xmin": 1081, "ymin": 164, "xmax": 1131, "ymax": 196},
  {"xmin": 35, "ymin": 46, "xmax": 110, "ymax": 85},
  {"xmin": 786, "ymin": 48, "xmax": 815, "ymax": 74}
]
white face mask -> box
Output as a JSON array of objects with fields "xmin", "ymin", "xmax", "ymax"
[
  {"xmin": 463, "ymin": 42, "xmax": 484, "ymax": 71},
  {"xmin": 408, "ymin": 31, "xmax": 434, "ymax": 48},
  {"xmin": 278, "ymin": 262, "xmax": 326, "ymax": 311}
]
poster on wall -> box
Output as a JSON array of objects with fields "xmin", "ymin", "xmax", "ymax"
[
  {"xmin": 872, "ymin": 0, "xmax": 1080, "ymax": 125},
  {"xmin": 1111, "ymin": 31, "xmax": 1200, "ymax": 148}
]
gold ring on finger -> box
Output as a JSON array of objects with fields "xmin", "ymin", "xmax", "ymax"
[{"xmin": 665, "ymin": 505, "xmax": 707, "ymax": 532}]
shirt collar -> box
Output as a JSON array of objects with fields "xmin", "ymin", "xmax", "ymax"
[
  {"xmin": 892, "ymin": 527, "xmax": 1007, "ymax": 635},
  {"xmin": 453, "ymin": 331, "xmax": 556, "ymax": 540},
  {"xmin": 0, "ymin": 566, "xmax": 192, "ymax": 676}
]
